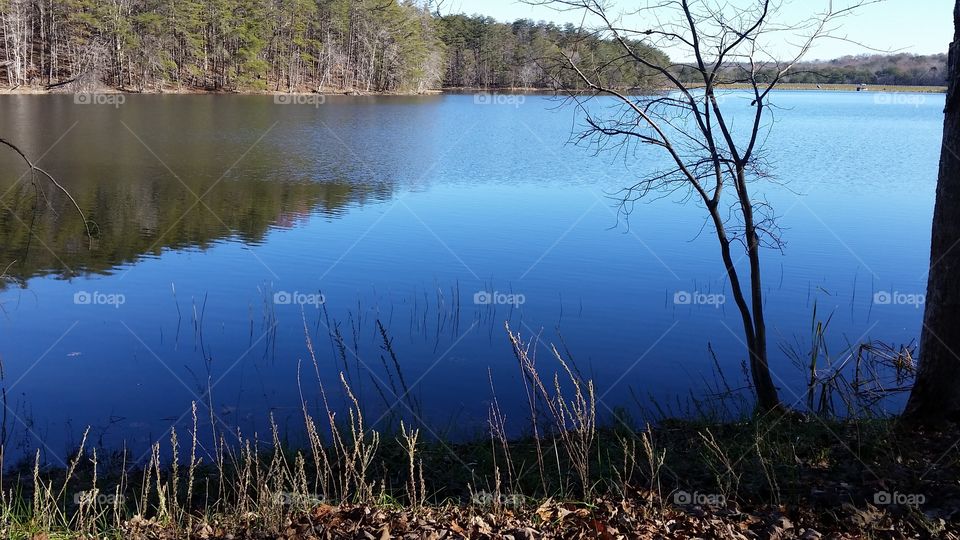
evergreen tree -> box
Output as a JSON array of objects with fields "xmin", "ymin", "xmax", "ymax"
[{"xmin": 0, "ymin": 0, "xmax": 670, "ymax": 93}]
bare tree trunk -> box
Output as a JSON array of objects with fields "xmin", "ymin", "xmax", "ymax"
[
  {"xmin": 902, "ymin": 0, "xmax": 960, "ymax": 427},
  {"xmin": 37, "ymin": 0, "xmax": 45, "ymax": 85},
  {"xmin": 2, "ymin": 0, "xmax": 30, "ymax": 86},
  {"xmin": 709, "ymin": 194, "xmax": 780, "ymax": 411},
  {"xmin": 48, "ymin": 0, "xmax": 55, "ymax": 84},
  {"xmin": 738, "ymin": 167, "xmax": 779, "ymax": 411}
]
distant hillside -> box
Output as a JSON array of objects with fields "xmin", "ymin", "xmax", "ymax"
[
  {"xmin": 677, "ymin": 53, "xmax": 947, "ymax": 87},
  {"xmin": 787, "ymin": 53, "xmax": 947, "ymax": 86},
  {"xmin": 679, "ymin": 54, "xmax": 947, "ymax": 86}
]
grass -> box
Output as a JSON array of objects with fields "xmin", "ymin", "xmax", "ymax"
[
  {"xmin": 0, "ymin": 321, "xmax": 948, "ymax": 538},
  {"xmin": 3, "ymin": 413, "xmax": 956, "ymax": 538}
]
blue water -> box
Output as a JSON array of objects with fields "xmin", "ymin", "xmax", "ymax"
[{"xmin": 0, "ymin": 91, "xmax": 942, "ymax": 463}]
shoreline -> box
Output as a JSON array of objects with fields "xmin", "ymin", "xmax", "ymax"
[
  {"xmin": 0, "ymin": 82, "xmax": 946, "ymax": 96},
  {"xmin": 5, "ymin": 414, "xmax": 958, "ymax": 538}
]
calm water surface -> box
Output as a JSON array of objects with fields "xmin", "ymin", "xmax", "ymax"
[{"xmin": 0, "ymin": 92, "xmax": 942, "ymax": 463}]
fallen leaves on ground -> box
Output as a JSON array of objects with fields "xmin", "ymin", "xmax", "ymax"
[{"xmin": 118, "ymin": 495, "xmax": 959, "ymax": 540}]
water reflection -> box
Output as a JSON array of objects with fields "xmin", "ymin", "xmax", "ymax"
[{"xmin": 0, "ymin": 96, "xmax": 401, "ymax": 284}]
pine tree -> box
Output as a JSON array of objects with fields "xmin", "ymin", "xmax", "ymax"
[{"xmin": 0, "ymin": 0, "xmax": 668, "ymax": 93}]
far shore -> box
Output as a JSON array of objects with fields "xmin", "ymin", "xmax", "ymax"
[
  {"xmin": 715, "ymin": 82, "xmax": 947, "ymax": 93},
  {"xmin": 0, "ymin": 82, "xmax": 947, "ymax": 96}
]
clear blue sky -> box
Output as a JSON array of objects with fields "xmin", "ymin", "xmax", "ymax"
[{"xmin": 450, "ymin": 0, "xmax": 953, "ymax": 60}]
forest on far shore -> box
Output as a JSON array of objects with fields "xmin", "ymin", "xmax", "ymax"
[
  {"xmin": 762, "ymin": 53, "xmax": 946, "ymax": 87},
  {"xmin": 0, "ymin": 0, "xmax": 948, "ymax": 93}
]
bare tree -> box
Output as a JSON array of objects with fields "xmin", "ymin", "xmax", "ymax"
[
  {"xmin": 0, "ymin": 137, "xmax": 90, "ymax": 238},
  {"xmin": 1, "ymin": 0, "xmax": 32, "ymax": 87},
  {"xmin": 531, "ymin": 0, "xmax": 873, "ymax": 411},
  {"xmin": 902, "ymin": 0, "xmax": 960, "ymax": 428}
]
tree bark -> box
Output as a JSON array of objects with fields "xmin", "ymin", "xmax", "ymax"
[{"xmin": 902, "ymin": 0, "xmax": 960, "ymax": 427}]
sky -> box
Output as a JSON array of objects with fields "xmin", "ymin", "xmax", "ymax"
[{"xmin": 450, "ymin": 0, "xmax": 954, "ymax": 61}]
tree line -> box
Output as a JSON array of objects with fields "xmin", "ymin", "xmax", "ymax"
[
  {"xmin": 1, "ymin": 0, "xmax": 444, "ymax": 92},
  {"xmin": 787, "ymin": 53, "xmax": 946, "ymax": 86},
  {"xmin": 2, "ymin": 0, "xmax": 943, "ymax": 94},
  {"xmin": 0, "ymin": 0, "xmax": 667, "ymax": 93},
  {"xmin": 435, "ymin": 14, "xmax": 667, "ymax": 89},
  {"xmin": 675, "ymin": 53, "xmax": 948, "ymax": 87}
]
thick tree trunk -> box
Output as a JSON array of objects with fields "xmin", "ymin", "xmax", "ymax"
[{"xmin": 902, "ymin": 0, "xmax": 960, "ymax": 427}]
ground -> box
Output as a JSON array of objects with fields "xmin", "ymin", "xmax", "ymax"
[{"xmin": 8, "ymin": 416, "xmax": 960, "ymax": 539}]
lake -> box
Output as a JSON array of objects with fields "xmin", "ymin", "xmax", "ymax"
[{"xmin": 0, "ymin": 91, "xmax": 942, "ymax": 465}]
